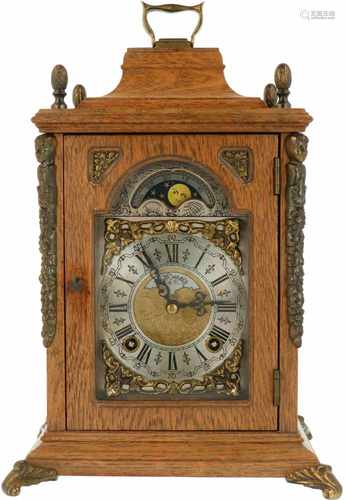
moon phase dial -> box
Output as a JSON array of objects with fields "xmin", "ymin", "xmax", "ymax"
[{"xmin": 167, "ymin": 183, "xmax": 192, "ymax": 207}]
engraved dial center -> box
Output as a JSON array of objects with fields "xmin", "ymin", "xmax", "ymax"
[{"xmin": 132, "ymin": 267, "xmax": 212, "ymax": 347}]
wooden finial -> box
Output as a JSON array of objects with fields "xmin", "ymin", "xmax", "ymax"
[
  {"xmin": 274, "ymin": 63, "xmax": 292, "ymax": 108},
  {"xmin": 51, "ymin": 65, "xmax": 68, "ymax": 109},
  {"xmin": 72, "ymin": 84, "xmax": 87, "ymax": 108},
  {"xmin": 263, "ymin": 83, "xmax": 278, "ymax": 108}
]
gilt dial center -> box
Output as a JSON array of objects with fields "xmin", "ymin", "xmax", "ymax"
[{"xmin": 132, "ymin": 266, "xmax": 212, "ymax": 347}]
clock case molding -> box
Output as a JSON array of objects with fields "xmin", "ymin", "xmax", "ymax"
[{"xmin": 3, "ymin": 38, "xmax": 342, "ymax": 499}]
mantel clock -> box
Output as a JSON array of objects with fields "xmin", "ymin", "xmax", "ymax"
[{"xmin": 3, "ymin": 3, "xmax": 342, "ymax": 498}]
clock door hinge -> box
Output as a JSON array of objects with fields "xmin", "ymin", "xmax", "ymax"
[
  {"xmin": 273, "ymin": 369, "xmax": 281, "ymax": 406},
  {"xmin": 273, "ymin": 157, "xmax": 281, "ymax": 195}
]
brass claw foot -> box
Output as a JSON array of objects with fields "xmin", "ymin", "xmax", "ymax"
[
  {"xmin": 2, "ymin": 460, "xmax": 57, "ymax": 496},
  {"xmin": 286, "ymin": 464, "xmax": 342, "ymax": 499}
]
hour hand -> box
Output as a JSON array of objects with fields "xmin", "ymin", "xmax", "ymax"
[
  {"xmin": 148, "ymin": 266, "xmax": 173, "ymax": 303},
  {"xmin": 197, "ymin": 298, "xmax": 238, "ymax": 315},
  {"xmin": 178, "ymin": 293, "xmax": 236, "ymax": 317},
  {"xmin": 173, "ymin": 291, "xmax": 209, "ymax": 316}
]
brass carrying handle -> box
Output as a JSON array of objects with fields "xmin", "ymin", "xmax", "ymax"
[{"xmin": 142, "ymin": 2, "xmax": 204, "ymax": 47}]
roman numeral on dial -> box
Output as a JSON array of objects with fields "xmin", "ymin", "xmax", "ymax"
[
  {"xmin": 168, "ymin": 352, "xmax": 178, "ymax": 370},
  {"xmin": 114, "ymin": 324, "xmax": 133, "ymax": 340},
  {"xmin": 211, "ymin": 274, "xmax": 228, "ymax": 287},
  {"xmin": 194, "ymin": 345, "xmax": 207, "ymax": 361},
  {"xmin": 194, "ymin": 249, "xmax": 207, "ymax": 269},
  {"xmin": 217, "ymin": 301, "xmax": 237, "ymax": 312},
  {"xmin": 137, "ymin": 344, "xmax": 152, "ymax": 364},
  {"xmin": 165, "ymin": 244, "xmax": 179, "ymax": 263},
  {"xmin": 210, "ymin": 325, "xmax": 230, "ymax": 343},
  {"xmin": 109, "ymin": 303, "xmax": 128, "ymax": 313}
]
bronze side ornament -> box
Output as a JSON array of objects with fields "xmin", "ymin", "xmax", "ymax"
[
  {"xmin": 298, "ymin": 415, "xmax": 313, "ymax": 440},
  {"xmin": 35, "ymin": 134, "xmax": 57, "ymax": 348},
  {"xmin": 286, "ymin": 133, "xmax": 308, "ymax": 347}
]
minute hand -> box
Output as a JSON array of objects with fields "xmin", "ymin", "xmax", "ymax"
[
  {"xmin": 150, "ymin": 267, "xmax": 171, "ymax": 301},
  {"xmin": 137, "ymin": 248, "xmax": 172, "ymax": 302}
]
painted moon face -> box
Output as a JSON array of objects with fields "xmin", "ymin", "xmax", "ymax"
[{"xmin": 167, "ymin": 183, "xmax": 192, "ymax": 207}]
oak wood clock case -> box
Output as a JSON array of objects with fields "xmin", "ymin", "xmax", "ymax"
[{"xmin": 2, "ymin": 4, "xmax": 342, "ymax": 498}]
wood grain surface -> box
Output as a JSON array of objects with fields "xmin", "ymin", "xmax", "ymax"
[
  {"xmin": 46, "ymin": 134, "xmax": 66, "ymax": 431},
  {"xmin": 33, "ymin": 108, "xmax": 312, "ymax": 134},
  {"xmin": 278, "ymin": 134, "xmax": 298, "ymax": 432},
  {"xmin": 106, "ymin": 48, "xmax": 250, "ymax": 99},
  {"xmin": 64, "ymin": 133, "xmax": 279, "ymax": 431},
  {"xmin": 26, "ymin": 430, "xmax": 319, "ymax": 477},
  {"xmin": 29, "ymin": 42, "xmax": 315, "ymax": 481},
  {"xmin": 32, "ymin": 48, "xmax": 312, "ymax": 133}
]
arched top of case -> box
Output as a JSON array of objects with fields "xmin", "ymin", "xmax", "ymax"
[{"xmin": 32, "ymin": 45, "xmax": 312, "ymax": 133}]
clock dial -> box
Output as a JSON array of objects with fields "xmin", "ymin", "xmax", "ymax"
[{"xmin": 100, "ymin": 231, "xmax": 247, "ymax": 384}]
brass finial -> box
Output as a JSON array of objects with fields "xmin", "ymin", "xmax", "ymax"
[
  {"xmin": 263, "ymin": 83, "xmax": 278, "ymax": 108},
  {"xmin": 72, "ymin": 84, "xmax": 87, "ymax": 108},
  {"xmin": 274, "ymin": 63, "xmax": 292, "ymax": 108},
  {"xmin": 51, "ymin": 65, "xmax": 68, "ymax": 109}
]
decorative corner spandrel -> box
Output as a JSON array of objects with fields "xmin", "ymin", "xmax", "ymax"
[
  {"xmin": 102, "ymin": 339, "xmax": 243, "ymax": 398},
  {"xmin": 219, "ymin": 148, "xmax": 253, "ymax": 183},
  {"xmin": 88, "ymin": 149, "xmax": 122, "ymax": 184},
  {"xmin": 102, "ymin": 218, "xmax": 242, "ymax": 275}
]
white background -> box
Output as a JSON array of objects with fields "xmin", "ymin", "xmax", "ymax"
[{"xmin": 0, "ymin": 0, "xmax": 344, "ymax": 498}]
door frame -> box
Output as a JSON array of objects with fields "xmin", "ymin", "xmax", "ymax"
[{"xmin": 64, "ymin": 133, "xmax": 279, "ymax": 431}]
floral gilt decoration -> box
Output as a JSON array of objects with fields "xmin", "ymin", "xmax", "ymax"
[
  {"xmin": 89, "ymin": 149, "xmax": 122, "ymax": 184},
  {"xmin": 219, "ymin": 148, "xmax": 253, "ymax": 183}
]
